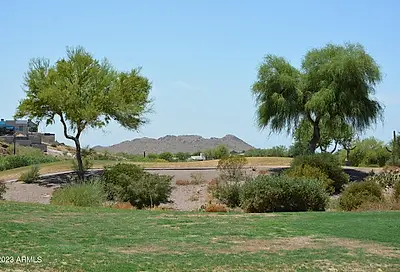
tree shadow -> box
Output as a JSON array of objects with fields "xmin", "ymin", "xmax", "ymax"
[{"xmin": 37, "ymin": 170, "xmax": 104, "ymax": 187}]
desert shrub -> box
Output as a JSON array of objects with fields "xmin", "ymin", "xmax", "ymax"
[
  {"xmin": 240, "ymin": 175, "xmax": 328, "ymax": 213},
  {"xmin": 291, "ymin": 153, "xmax": 349, "ymax": 193},
  {"xmin": 205, "ymin": 203, "xmax": 228, "ymax": 212},
  {"xmin": 204, "ymin": 145, "xmax": 230, "ymax": 160},
  {"xmin": 102, "ymin": 163, "xmax": 172, "ymax": 209},
  {"xmin": 189, "ymin": 172, "xmax": 206, "ymax": 185},
  {"xmin": 284, "ymin": 165, "xmax": 335, "ymax": 194},
  {"xmin": 217, "ymin": 156, "xmax": 248, "ymax": 182},
  {"xmin": 339, "ymin": 181, "xmax": 383, "ymax": 211},
  {"xmin": 176, "ymin": 173, "xmax": 206, "ymax": 186},
  {"xmin": 364, "ymin": 169, "xmax": 400, "ymax": 189},
  {"xmin": 0, "ymin": 181, "xmax": 6, "ymax": 200},
  {"xmin": 50, "ymin": 179, "xmax": 106, "ymax": 207},
  {"xmin": 19, "ymin": 165, "xmax": 40, "ymax": 183},
  {"xmin": 212, "ymin": 181, "xmax": 242, "ymax": 208}
]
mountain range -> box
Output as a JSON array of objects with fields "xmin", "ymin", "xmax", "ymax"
[{"xmin": 93, "ymin": 134, "xmax": 254, "ymax": 155}]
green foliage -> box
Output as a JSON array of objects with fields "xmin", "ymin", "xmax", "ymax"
[
  {"xmin": 288, "ymin": 141, "xmax": 310, "ymax": 157},
  {"xmin": 293, "ymin": 118, "xmax": 354, "ymax": 153},
  {"xmin": 337, "ymin": 137, "xmax": 389, "ymax": 167},
  {"xmin": 339, "ymin": 181, "xmax": 383, "ymax": 211},
  {"xmin": 147, "ymin": 153, "xmax": 159, "ymax": 160},
  {"xmin": 212, "ymin": 181, "xmax": 242, "ymax": 208},
  {"xmin": 240, "ymin": 175, "xmax": 328, "ymax": 213},
  {"xmin": 291, "ymin": 153, "xmax": 349, "ymax": 193},
  {"xmin": 0, "ymin": 154, "xmax": 57, "ymax": 171},
  {"xmin": 15, "ymin": 46, "xmax": 152, "ymax": 178},
  {"xmin": 244, "ymin": 146, "xmax": 289, "ymax": 157},
  {"xmin": 50, "ymin": 179, "xmax": 106, "ymax": 207},
  {"xmin": 19, "ymin": 165, "xmax": 40, "ymax": 183},
  {"xmin": 252, "ymin": 43, "xmax": 383, "ymax": 153},
  {"xmin": 214, "ymin": 145, "xmax": 230, "ymax": 159},
  {"xmin": 0, "ymin": 182, "xmax": 6, "ymax": 200},
  {"xmin": 102, "ymin": 163, "xmax": 172, "ymax": 209},
  {"xmin": 158, "ymin": 152, "xmax": 174, "ymax": 162},
  {"xmin": 211, "ymin": 156, "xmax": 249, "ymax": 207},
  {"xmin": 92, "ymin": 150, "xmax": 124, "ymax": 161},
  {"xmin": 217, "ymin": 156, "xmax": 248, "ymax": 182},
  {"xmin": 204, "ymin": 145, "xmax": 230, "ymax": 160},
  {"xmin": 364, "ymin": 169, "xmax": 400, "ymax": 189},
  {"xmin": 175, "ymin": 152, "xmax": 191, "ymax": 161},
  {"xmin": 284, "ymin": 165, "xmax": 335, "ymax": 194}
]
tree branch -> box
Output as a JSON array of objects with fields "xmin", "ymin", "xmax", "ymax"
[
  {"xmin": 58, "ymin": 113, "xmax": 76, "ymax": 141},
  {"xmin": 329, "ymin": 141, "xmax": 338, "ymax": 153}
]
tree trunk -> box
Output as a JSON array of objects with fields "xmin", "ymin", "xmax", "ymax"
[
  {"xmin": 74, "ymin": 140, "xmax": 85, "ymax": 180},
  {"xmin": 308, "ymin": 123, "xmax": 320, "ymax": 154}
]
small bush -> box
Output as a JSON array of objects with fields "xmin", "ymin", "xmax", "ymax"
[
  {"xmin": 291, "ymin": 153, "xmax": 349, "ymax": 193},
  {"xmin": 102, "ymin": 163, "xmax": 172, "ymax": 209},
  {"xmin": 212, "ymin": 180, "xmax": 242, "ymax": 208},
  {"xmin": 0, "ymin": 181, "xmax": 7, "ymax": 200},
  {"xmin": 364, "ymin": 169, "xmax": 400, "ymax": 189},
  {"xmin": 189, "ymin": 172, "xmax": 206, "ymax": 185},
  {"xmin": 205, "ymin": 203, "xmax": 228, "ymax": 212},
  {"xmin": 240, "ymin": 175, "xmax": 328, "ymax": 213},
  {"xmin": 284, "ymin": 165, "xmax": 335, "ymax": 194},
  {"xmin": 339, "ymin": 181, "xmax": 383, "ymax": 211},
  {"xmin": 158, "ymin": 152, "xmax": 174, "ymax": 162},
  {"xmin": 217, "ymin": 156, "xmax": 248, "ymax": 182},
  {"xmin": 50, "ymin": 179, "xmax": 106, "ymax": 207},
  {"xmin": 19, "ymin": 165, "xmax": 40, "ymax": 183}
]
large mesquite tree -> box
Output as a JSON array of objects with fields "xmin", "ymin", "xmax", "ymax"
[
  {"xmin": 15, "ymin": 46, "xmax": 152, "ymax": 179},
  {"xmin": 252, "ymin": 43, "xmax": 383, "ymax": 153}
]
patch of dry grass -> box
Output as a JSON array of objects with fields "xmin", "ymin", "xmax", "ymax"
[
  {"xmin": 209, "ymin": 236, "xmax": 400, "ymax": 257},
  {"xmin": 205, "ymin": 203, "xmax": 228, "ymax": 212}
]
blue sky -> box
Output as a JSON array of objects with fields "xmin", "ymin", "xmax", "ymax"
[{"xmin": 1, "ymin": 0, "xmax": 399, "ymax": 149}]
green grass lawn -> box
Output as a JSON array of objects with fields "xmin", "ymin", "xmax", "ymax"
[{"xmin": 1, "ymin": 202, "xmax": 400, "ymax": 272}]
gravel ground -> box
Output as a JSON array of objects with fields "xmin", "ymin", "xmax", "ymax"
[
  {"xmin": 2, "ymin": 167, "xmax": 379, "ymax": 211},
  {"xmin": 4, "ymin": 182, "xmax": 54, "ymax": 204}
]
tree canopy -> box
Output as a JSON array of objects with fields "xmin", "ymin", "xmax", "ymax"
[
  {"xmin": 15, "ymin": 46, "xmax": 152, "ymax": 178},
  {"xmin": 252, "ymin": 43, "xmax": 384, "ymax": 153}
]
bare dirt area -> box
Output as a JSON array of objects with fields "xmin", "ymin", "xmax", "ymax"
[{"xmin": 2, "ymin": 166, "xmax": 379, "ymax": 210}]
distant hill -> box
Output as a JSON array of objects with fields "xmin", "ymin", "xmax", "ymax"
[{"xmin": 93, "ymin": 134, "xmax": 254, "ymax": 155}]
